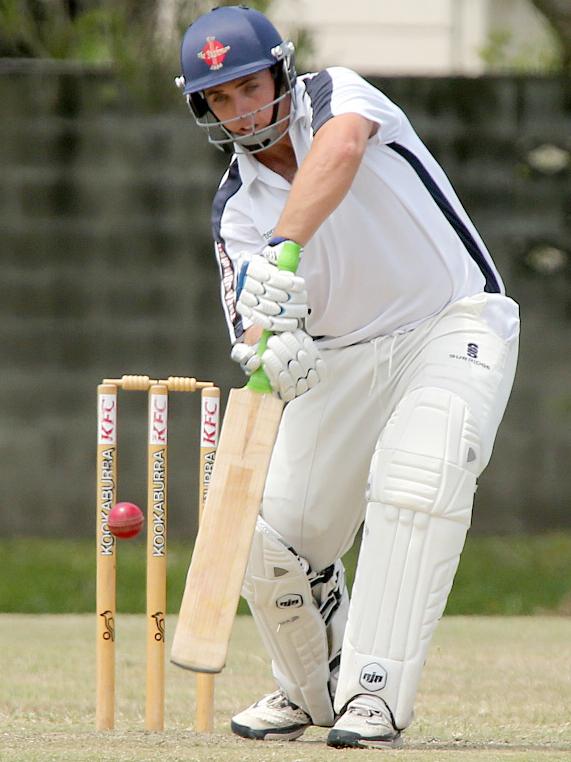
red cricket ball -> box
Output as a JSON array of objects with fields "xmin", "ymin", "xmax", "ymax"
[{"xmin": 108, "ymin": 502, "xmax": 144, "ymax": 539}]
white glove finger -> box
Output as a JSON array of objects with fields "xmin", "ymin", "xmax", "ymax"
[
  {"xmin": 262, "ymin": 350, "xmax": 295, "ymax": 400},
  {"xmin": 242, "ymin": 275, "xmax": 265, "ymax": 296},
  {"xmin": 241, "ymin": 308, "xmax": 273, "ymax": 330},
  {"xmin": 265, "ymin": 270, "xmax": 293, "ymax": 289},
  {"xmin": 263, "ymin": 352, "xmax": 294, "ymax": 401},
  {"xmin": 288, "ymin": 358, "xmax": 303, "ymax": 380},
  {"xmin": 256, "ymin": 297, "xmax": 282, "ymax": 317},
  {"xmin": 286, "ymin": 289, "xmax": 308, "ymax": 305},
  {"xmin": 265, "ymin": 270, "xmax": 301, "ymax": 292},
  {"xmin": 236, "ymin": 301, "xmax": 253, "ymax": 319},
  {"xmin": 287, "ymin": 274, "xmax": 308, "ymax": 294},
  {"xmin": 266, "ymin": 270, "xmax": 307, "ymax": 292},
  {"xmin": 280, "ymin": 331, "xmax": 300, "ymax": 359},
  {"xmin": 267, "ymin": 315, "xmax": 300, "ymax": 332},
  {"xmin": 262, "ymin": 351, "xmax": 281, "ymax": 386},
  {"xmin": 278, "ymin": 373, "xmax": 296, "ymax": 402},
  {"xmin": 237, "ymin": 290, "xmax": 259, "ymax": 309},
  {"xmin": 295, "ymin": 377, "xmax": 309, "ymax": 396},
  {"xmin": 263, "ymin": 349, "xmax": 286, "ymax": 380},
  {"xmin": 279, "ymin": 381, "xmax": 296, "ymax": 402},
  {"xmin": 295, "ymin": 348, "xmax": 313, "ymax": 377},
  {"xmin": 306, "ymin": 368, "xmax": 320, "ymax": 388},
  {"xmin": 247, "ymin": 258, "xmax": 274, "ymax": 282},
  {"xmin": 300, "ymin": 330, "xmax": 317, "ymax": 351},
  {"xmin": 269, "ymin": 334, "xmax": 297, "ymax": 363},
  {"xmin": 252, "ymin": 312, "xmax": 273, "ymax": 330},
  {"xmin": 267, "ymin": 331, "xmax": 295, "ymax": 352},
  {"xmin": 230, "ymin": 343, "xmax": 251, "ymax": 364},
  {"xmin": 280, "ymin": 303, "xmax": 309, "ymax": 320},
  {"xmin": 300, "ymin": 336, "xmax": 320, "ymax": 364},
  {"xmin": 263, "ymin": 284, "xmax": 290, "ymax": 303},
  {"xmin": 230, "ymin": 342, "xmax": 262, "ymax": 375},
  {"xmin": 245, "ymin": 354, "xmax": 262, "ymax": 373}
]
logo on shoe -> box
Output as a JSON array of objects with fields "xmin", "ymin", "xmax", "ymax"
[
  {"xmin": 359, "ymin": 663, "xmax": 387, "ymax": 691},
  {"xmin": 276, "ymin": 594, "xmax": 303, "ymax": 609}
]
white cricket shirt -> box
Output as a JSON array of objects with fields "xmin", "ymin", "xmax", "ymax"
[{"xmin": 211, "ymin": 66, "xmax": 508, "ymax": 348}]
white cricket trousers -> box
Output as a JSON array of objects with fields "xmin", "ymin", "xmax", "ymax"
[{"xmin": 261, "ymin": 292, "xmax": 519, "ymax": 572}]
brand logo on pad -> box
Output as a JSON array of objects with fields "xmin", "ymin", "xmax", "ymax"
[
  {"xmin": 359, "ymin": 663, "xmax": 387, "ymax": 691},
  {"xmin": 276, "ymin": 594, "xmax": 303, "ymax": 609},
  {"xmin": 198, "ymin": 37, "xmax": 231, "ymax": 70},
  {"xmin": 449, "ymin": 341, "xmax": 490, "ymax": 370}
]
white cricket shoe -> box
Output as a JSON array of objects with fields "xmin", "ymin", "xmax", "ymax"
[
  {"xmin": 326, "ymin": 694, "xmax": 402, "ymax": 749},
  {"xmin": 231, "ymin": 689, "xmax": 312, "ymax": 741}
]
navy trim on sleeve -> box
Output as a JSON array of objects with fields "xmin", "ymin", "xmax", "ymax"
[
  {"xmin": 212, "ymin": 159, "xmax": 243, "ymax": 242},
  {"xmin": 304, "ymin": 71, "xmax": 334, "ymax": 133},
  {"xmin": 211, "ymin": 160, "xmax": 245, "ymax": 341},
  {"xmin": 388, "ymin": 142, "xmax": 500, "ymax": 293}
]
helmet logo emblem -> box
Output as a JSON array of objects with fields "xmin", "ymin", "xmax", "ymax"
[{"xmin": 198, "ymin": 37, "xmax": 231, "ymax": 71}]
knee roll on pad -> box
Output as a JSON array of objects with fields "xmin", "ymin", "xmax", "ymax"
[
  {"xmin": 242, "ymin": 517, "xmax": 347, "ymax": 726},
  {"xmin": 334, "ymin": 387, "xmax": 480, "ymax": 728}
]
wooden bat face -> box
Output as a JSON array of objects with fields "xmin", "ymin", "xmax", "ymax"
[
  {"xmin": 171, "ymin": 241, "xmax": 301, "ymax": 673},
  {"xmin": 171, "ymin": 386, "xmax": 284, "ymax": 672}
]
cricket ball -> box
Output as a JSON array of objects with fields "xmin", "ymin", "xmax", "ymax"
[{"xmin": 108, "ymin": 502, "xmax": 144, "ymax": 539}]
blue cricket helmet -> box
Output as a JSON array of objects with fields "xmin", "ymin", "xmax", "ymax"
[
  {"xmin": 180, "ymin": 5, "xmax": 286, "ymax": 95},
  {"xmin": 176, "ymin": 5, "xmax": 297, "ymax": 154}
]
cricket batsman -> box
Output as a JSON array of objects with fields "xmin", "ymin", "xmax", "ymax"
[{"xmin": 176, "ymin": 5, "xmax": 519, "ymax": 749}]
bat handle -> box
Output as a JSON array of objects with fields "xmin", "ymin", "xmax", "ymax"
[
  {"xmin": 246, "ymin": 331, "xmax": 273, "ymax": 393},
  {"xmin": 246, "ymin": 240, "xmax": 302, "ymax": 395}
]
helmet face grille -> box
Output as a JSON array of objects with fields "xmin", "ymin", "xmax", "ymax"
[
  {"xmin": 191, "ymin": 68, "xmax": 296, "ymax": 155},
  {"xmin": 178, "ymin": 7, "xmax": 297, "ymax": 154}
]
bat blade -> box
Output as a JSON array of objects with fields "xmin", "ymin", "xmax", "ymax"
[{"xmin": 170, "ymin": 386, "xmax": 284, "ymax": 673}]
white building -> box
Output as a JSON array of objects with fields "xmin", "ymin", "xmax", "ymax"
[{"xmin": 269, "ymin": 0, "xmax": 555, "ymax": 75}]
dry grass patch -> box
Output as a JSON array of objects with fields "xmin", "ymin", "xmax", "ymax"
[{"xmin": 0, "ymin": 615, "xmax": 569, "ymax": 761}]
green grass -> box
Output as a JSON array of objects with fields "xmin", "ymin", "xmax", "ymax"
[{"xmin": 1, "ymin": 533, "xmax": 571, "ymax": 615}]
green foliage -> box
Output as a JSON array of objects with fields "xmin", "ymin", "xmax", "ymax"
[
  {"xmin": 0, "ymin": 1, "xmax": 272, "ymax": 61},
  {"xmin": 1, "ymin": 533, "xmax": 571, "ymax": 615},
  {"xmin": 0, "ymin": 0, "xmax": 274, "ymax": 106},
  {"xmin": 0, "ymin": 0, "xmax": 315, "ymax": 107},
  {"xmin": 479, "ymin": 27, "xmax": 563, "ymax": 73},
  {"xmin": 447, "ymin": 533, "xmax": 571, "ymax": 615},
  {"xmin": 287, "ymin": 25, "xmax": 315, "ymax": 73}
]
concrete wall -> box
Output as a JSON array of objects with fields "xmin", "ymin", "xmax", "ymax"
[
  {"xmin": 1, "ymin": 64, "xmax": 570, "ymax": 538},
  {"xmin": 270, "ymin": 0, "xmax": 553, "ymax": 75}
]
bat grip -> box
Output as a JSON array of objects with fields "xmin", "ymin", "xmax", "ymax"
[
  {"xmin": 245, "ymin": 241, "xmax": 301, "ymax": 395},
  {"xmin": 246, "ymin": 331, "xmax": 273, "ymax": 393}
]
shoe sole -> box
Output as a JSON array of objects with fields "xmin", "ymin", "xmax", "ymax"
[
  {"xmin": 231, "ymin": 719, "xmax": 310, "ymax": 741},
  {"xmin": 327, "ymin": 729, "xmax": 403, "ymax": 749}
]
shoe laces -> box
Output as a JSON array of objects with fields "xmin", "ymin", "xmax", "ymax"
[
  {"xmin": 347, "ymin": 696, "xmax": 391, "ymax": 722},
  {"xmin": 263, "ymin": 689, "xmax": 298, "ymax": 710}
]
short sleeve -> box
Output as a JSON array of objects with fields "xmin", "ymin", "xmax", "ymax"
[{"xmin": 303, "ymin": 67, "xmax": 403, "ymax": 144}]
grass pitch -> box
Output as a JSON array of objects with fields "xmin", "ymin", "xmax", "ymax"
[{"xmin": 0, "ymin": 615, "xmax": 570, "ymax": 761}]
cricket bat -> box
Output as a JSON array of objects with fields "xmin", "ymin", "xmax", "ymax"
[{"xmin": 170, "ymin": 241, "xmax": 301, "ymax": 673}]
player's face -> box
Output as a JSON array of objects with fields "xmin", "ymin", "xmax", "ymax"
[{"xmin": 204, "ymin": 69, "xmax": 288, "ymax": 137}]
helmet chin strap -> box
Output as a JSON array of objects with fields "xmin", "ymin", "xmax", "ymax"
[{"xmin": 234, "ymin": 120, "xmax": 288, "ymax": 151}]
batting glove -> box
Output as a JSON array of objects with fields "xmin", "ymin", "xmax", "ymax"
[
  {"xmin": 230, "ymin": 342, "xmax": 262, "ymax": 376},
  {"xmin": 236, "ymin": 238, "xmax": 309, "ymax": 333},
  {"xmin": 262, "ymin": 329, "xmax": 326, "ymax": 402}
]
